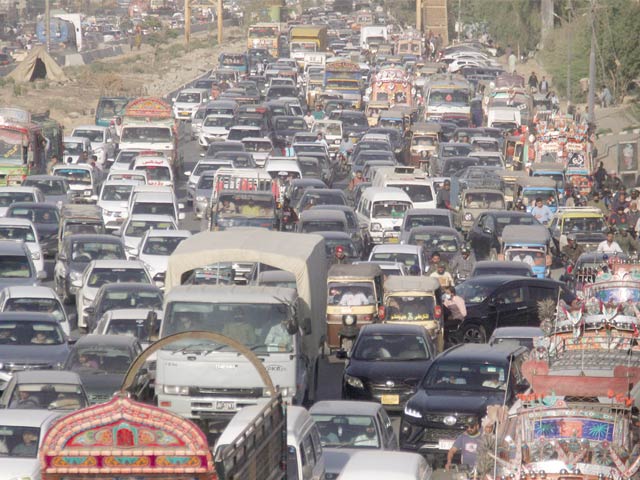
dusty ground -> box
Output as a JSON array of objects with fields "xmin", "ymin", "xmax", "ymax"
[{"xmin": 1, "ymin": 27, "xmax": 245, "ymax": 131}]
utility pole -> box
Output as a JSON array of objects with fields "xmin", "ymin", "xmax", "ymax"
[
  {"xmin": 588, "ymin": 0, "xmax": 597, "ymax": 125},
  {"xmin": 567, "ymin": 0, "xmax": 572, "ymax": 108},
  {"xmin": 217, "ymin": 0, "xmax": 223, "ymax": 45},
  {"xmin": 456, "ymin": 0, "xmax": 461, "ymax": 42},
  {"xmin": 45, "ymin": 0, "xmax": 51, "ymax": 52},
  {"xmin": 185, "ymin": 0, "xmax": 191, "ymax": 45},
  {"xmin": 416, "ymin": 0, "xmax": 421, "ymax": 32}
]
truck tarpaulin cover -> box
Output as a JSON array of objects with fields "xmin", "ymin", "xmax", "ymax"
[{"xmin": 165, "ymin": 228, "xmax": 328, "ymax": 325}]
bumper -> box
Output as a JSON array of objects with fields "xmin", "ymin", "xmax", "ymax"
[
  {"xmin": 156, "ymin": 394, "xmax": 262, "ymax": 419},
  {"xmin": 399, "ymin": 418, "xmax": 461, "ymax": 453},
  {"xmin": 343, "ymin": 383, "xmax": 416, "ymax": 412},
  {"xmin": 70, "ymin": 190, "xmax": 95, "ymax": 203}
]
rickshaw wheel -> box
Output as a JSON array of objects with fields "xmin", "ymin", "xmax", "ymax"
[{"xmin": 460, "ymin": 324, "xmax": 486, "ymax": 343}]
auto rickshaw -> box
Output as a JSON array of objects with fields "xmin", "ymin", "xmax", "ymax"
[
  {"xmin": 496, "ymin": 170, "xmax": 528, "ymax": 207},
  {"xmin": 326, "ymin": 263, "xmax": 384, "ymax": 353},
  {"xmin": 515, "ymin": 176, "xmax": 558, "ymax": 214},
  {"xmin": 409, "ymin": 122, "xmax": 441, "ymax": 169},
  {"xmin": 565, "ymin": 166, "xmax": 593, "ymax": 197},
  {"xmin": 498, "ymin": 224, "xmax": 552, "ymax": 278},
  {"xmin": 366, "ymin": 101, "xmax": 390, "ymax": 127},
  {"xmin": 381, "ymin": 275, "xmax": 444, "ymax": 352}
]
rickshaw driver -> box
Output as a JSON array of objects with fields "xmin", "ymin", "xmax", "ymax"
[{"xmin": 339, "ymin": 287, "xmax": 370, "ymax": 306}]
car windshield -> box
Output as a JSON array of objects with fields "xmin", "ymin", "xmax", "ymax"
[
  {"xmin": 301, "ymin": 193, "xmax": 345, "ymax": 209},
  {"xmin": 424, "ymin": 362, "xmax": 507, "ymax": 390},
  {"xmin": 244, "ymin": 141, "xmax": 272, "ymax": 152},
  {"xmin": 409, "ymin": 233, "xmax": 459, "ymax": 253},
  {"xmin": 64, "ymin": 142, "xmax": 85, "ymax": 155},
  {"xmin": 302, "ymin": 221, "xmax": 345, "ymax": 233},
  {"xmin": 369, "ymin": 251, "xmax": 418, "ymax": 267},
  {"xmin": 125, "ymin": 220, "xmax": 175, "ymax": 237},
  {"xmin": 72, "ymin": 129, "xmax": 103, "ymax": 142},
  {"xmin": 312, "ymin": 414, "xmax": 380, "ymax": 449},
  {"xmin": 71, "ymin": 242, "xmax": 123, "ymax": 261},
  {"xmin": 101, "ymin": 185, "xmax": 133, "ymax": 202},
  {"xmin": 217, "ymin": 194, "xmax": 273, "ymax": 219},
  {"xmin": 142, "ymin": 236, "xmax": 187, "ymax": 255},
  {"xmin": 0, "ymin": 193, "xmax": 34, "ymax": 206},
  {"xmin": 457, "ymin": 281, "xmax": 494, "ymax": 304},
  {"xmin": 405, "ymin": 215, "xmax": 450, "ymax": 230},
  {"xmin": 353, "ymin": 333, "xmax": 430, "ymax": 361},
  {"xmin": 339, "ymin": 113, "xmax": 368, "ymax": 127},
  {"xmin": 176, "ymin": 92, "xmax": 201, "ymax": 103},
  {"xmin": 7, "ymin": 383, "xmax": 86, "ymax": 410},
  {"xmin": 54, "ymin": 168, "xmax": 91, "ymax": 185},
  {"xmin": 441, "ymin": 145, "xmax": 471, "ymax": 157},
  {"xmin": 5, "ymin": 298, "xmax": 65, "ymax": 323},
  {"xmin": 474, "ymin": 266, "xmax": 531, "ymax": 277},
  {"xmin": 0, "ymin": 226, "xmax": 35, "ymax": 242},
  {"xmin": 522, "ymin": 189, "xmax": 556, "ymax": 204},
  {"xmin": 131, "ymin": 202, "xmax": 174, "ymax": 217},
  {"xmin": 463, "ymin": 193, "xmax": 504, "ymax": 209},
  {"xmin": 429, "ymin": 89, "xmax": 469, "ymax": 105},
  {"xmin": 328, "ymin": 282, "xmax": 375, "ymax": 306},
  {"xmin": 23, "ymin": 179, "xmax": 66, "ymax": 195},
  {"xmin": 102, "ymin": 290, "xmax": 163, "ymax": 311},
  {"xmin": 121, "ymin": 127, "xmax": 172, "ymax": 142},
  {"xmin": 114, "ymin": 151, "xmax": 139, "ymax": 166},
  {"xmin": 8, "ymin": 207, "xmax": 59, "ymax": 224},
  {"xmin": 105, "ymin": 318, "xmax": 153, "ymax": 342},
  {"xmin": 275, "ymin": 118, "xmax": 307, "ymax": 130},
  {"xmin": 0, "ymin": 426, "xmax": 40, "ymax": 457},
  {"xmin": 197, "ymin": 175, "xmax": 215, "ymax": 190},
  {"xmin": 0, "ymin": 255, "xmax": 32, "ymax": 278},
  {"xmin": 372, "ymin": 201, "xmax": 411, "ymax": 218},
  {"xmin": 163, "ymin": 302, "xmax": 292, "ymax": 354},
  {"xmin": 314, "ymin": 123, "xmax": 342, "ymax": 136},
  {"xmin": 0, "ymin": 321, "xmax": 64, "ymax": 346},
  {"xmin": 69, "ymin": 345, "xmax": 132, "ymax": 374},
  {"xmin": 135, "ymin": 165, "xmax": 171, "ymax": 182},
  {"xmin": 88, "ymin": 268, "xmax": 149, "ymax": 287},
  {"xmin": 562, "ymin": 217, "xmax": 607, "ymax": 234},
  {"xmin": 204, "ymin": 116, "xmax": 234, "ymax": 128},
  {"xmin": 495, "ymin": 215, "xmax": 537, "ymax": 235},
  {"xmin": 386, "ymin": 295, "xmax": 435, "ymax": 320}
]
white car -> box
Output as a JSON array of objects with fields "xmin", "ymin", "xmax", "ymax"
[
  {"xmin": 97, "ymin": 180, "xmax": 138, "ymax": 232},
  {"xmin": 70, "ymin": 125, "xmax": 116, "ymax": 165},
  {"xmin": 0, "ymin": 409, "xmax": 61, "ymax": 480},
  {"xmin": 368, "ymin": 244, "xmax": 427, "ymax": 273},
  {"xmin": 241, "ymin": 137, "xmax": 274, "ymax": 167},
  {"xmin": 75, "ymin": 259, "xmax": 151, "ymax": 330},
  {"xmin": 118, "ymin": 214, "xmax": 178, "ymax": 259},
  {"xmin": 198, "ymin": 114, "xmax": 235, "ymax": 147},
  {"xmin": 0, "ymin": 187, "xmax": 45, "ymax": 217},
  {"xmin": 62, "ymin": 136, "xmax": 92, "ymax": 164},
  {"xmin": 135, "ymin": 229, "xmax": 191, "ymax": 287},
  {"xmin": 0, "ymin": 286, "xmax": 71, "ymax": 335},
  {"xmin": 0, "ymin": 218, "xmax": 44, "ymax": 275},
  {"xmin": 172, "ymin": 88, "xmax": 207, "ymax": 121},
  {"xmin": 94, "ymin": 308, "xmax": 164, "ymax": 347}
]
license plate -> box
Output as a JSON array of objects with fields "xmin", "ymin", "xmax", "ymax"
[
  {"xmin": 83, "ymin": 190, "xmax": 91, "ymax": 196},
  {"xmin": 386, "ymin": 237, "xmax": 399, "ymax": 244},
  {"xmin": 438, "ymin": 439, "xmax": 454, "ymax": 450},
  {"xmin": 381, "ymin": 394, "xmax": 399, "ymax": 405},
  {"xmin": 215, "ymin": 401, "xmax": 236, "ymax": 411}
]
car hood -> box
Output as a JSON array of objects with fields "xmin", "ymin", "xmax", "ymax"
[
  {"xmin": 0, "ymin": 458, "xmax": 39, "ymax": 480},
  {"xmin": 406, "ymin": 388, "xmax": 503, "ymax": 415},
  {"xmin": 573, "ymin": 232, "xmax": 606, "ymax": 243},
  {"xmin": 346, "ymin": 359, "xmax": 431, "ymax": 385},
  {"xmin": 69, "ymin": 261, "xmax": 90, "ymax": 273},
  {"xmin": 78, "ymin": 371, "xmax": 125, "ymax": 394},
  {"xmin": 0, "ymin": 344, "xmax": 70, "ymax": 367},
  {"xmin": 323, "ymin": 448, "xmax": 362, "ymax": 474}
]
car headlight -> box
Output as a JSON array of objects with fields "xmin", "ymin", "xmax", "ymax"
[
  {"xmin": 31, "ymin": 252, "xmax": 41, "ymax": 260},
  {"xmin": 404, "ymin": 406, "xmax": 423, "ymax": 419},
  {"xmin": 344, "ymin": 374, "xmax": 364, "ymax": 389},
  {"xmin": 370, "ymin": 223, "xmax": 382, "ymax": 232},
  {"xmin": 162, "ymin": 385, "xmax": 189, "ymax": 395},
  {"xmin": 463, "ymin": 213, "xmax": 473, "ymax": 221},
  {"xmin": 70, "ymin": 270, "xmax": 82, "ymax": 286},
  {"xmin": 343, "ymin": 315, "xmax": 356, "ymax": 326}
]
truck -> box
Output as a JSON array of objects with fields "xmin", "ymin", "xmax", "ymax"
[
  {"xmin": 323, "ymin": 58, "xmax": 363, "ymax": 109},
  {"xmin": 157, "ymin": 229, "xmax": 327, "ymax": 432},
  {"xmin": 289, "ymin": 25, "xmax": 328, "ymax": 69},
  {"xmin": 118, "ymin": 97, "xmax": 178, "ymax": 166},
  {"xmin": 360, "ymin": 25, "xmax": 388, "ymax": 51},
  {"xmin": 424, "ymin": 73, "xmax": 472, "ymax": 126}
]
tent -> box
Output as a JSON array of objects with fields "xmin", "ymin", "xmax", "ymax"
[{"xmin": 8, "ymin": 46, "xmax": 68, "ymax": 83}]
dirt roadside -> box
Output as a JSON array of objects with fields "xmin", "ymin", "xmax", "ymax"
[{"xmin": 1, "ymin": 27, "xmax": 245, "ymax": 131}]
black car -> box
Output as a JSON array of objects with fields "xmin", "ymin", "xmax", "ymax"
[
  {"xmin": 471, "ymin": 260, "xmax": 534, "ymax": 278},
  {"xmin": 64, "ymin": 334, "xmax": 143, "ymax": 405},
  {"xmin": 204, "ymin": 141, "xmax": 246, "ymax": 160},
  {"xmin": 467, "ymin": 210, "xmax": 540, "ymax": 260},
  {"xmin": 399, "ymin": 343, "xmax": 528, "ymax": 463},
  {"xmin": 86, "ymin": 283, "xmax": 163, "ymax": 333},
  {"xmin": 367, "ymin": 127, "xmax": 407, "ymax": 161},
  {"xmin": 335, "ymin": 110, "xmax": 369, "ymax": 137},
  {"xmin": 0, "ymin": 312, "xmax": 72, "ymax": 373},
  {"xmin": 454, "ymin": 275, "xmax": 573, "ymax": 343},
  {"xmin": 271, "ymin": 116, "xmax": 308, "ymax": 148},
  {"xmin": 54, "ymin": 234, "xmax": 126, "ymax": 304},
  {"xmin": 340, "ymin": 324, "xmax": 435, "ymax": 411},
  {"xmin": 6, "ymin": 202, "xmax": 61, "ymax": 257}
]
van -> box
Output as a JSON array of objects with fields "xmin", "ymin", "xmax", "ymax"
[
  {"xmin": 131, "ymin": 156, "xmax": 174, "ymax": 188},
  {"xmin": 215, "ymin": 404, "xmax": 325, "ymax": 480},
  {"xmin": 356, "ymin": 187, "xmax": 413, "ymax": 245},
  {"xmin": 337, "ymin": 451, "xmax": 431, "ymax": 480},
  {"xmin": 128, "ymin": 191, "xmax": 185, "ymax": 221},
  {"xmin": 105, "ymin": 170, "xmax": 148, "ymax": 184},
  {"xmin": 372, "ymin": 166, "xmax": 436, "ymax": 209}
]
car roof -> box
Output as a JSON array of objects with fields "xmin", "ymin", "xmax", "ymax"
[
  {"xmin": 406, "ymin": 208, "xmax": 451, "ymax": 216},
  {"xmin": 409, "ymin": 226, "xmax": 459, "ymax": 234},
  {"xmin": 90, "ymin": 259, "xmax": 146, "ymax": 269},
  {"xmin": 65, "ymin": 234, "xmax": 123, "ymax": 243},
  {"xmin": 104, "ymin": 308, "xmax": 162, "ymax": 320},
  {"xmin": 309, "ymin": 400, "xmax": 384, "ymax": 416},
  {"xmin": 474, "ymin": 260, "xmax": 532, "ymax": 270},
  {"xmin": 75, "ymin": 333, "xmax": 138, "ymax": 348},
  {"xmin": 73, "ymin": 125, "xmax": 108, "ymax": 131},
  {"xmin": 371, "ymin": 244, "xmax": 422, "ymax": 253},
  {"xmin": 97, "ymin": 282, "xmax": 159, "ymax": 292},
  {"xmin": 12, "ymin": 370, "xmax": 82, "ymax": 383},
  {"xmin": 0, "ymin": 312, "xmax": 58, "ymax": 323},
  {"xmin": 439, "ymin": 342, "xmax": 526, "ymax": 362},
  {"xmin": 0, "ymin": 217, "xmax": 35, "ymax": 227},
  {"xmin": 127, "ymin": 214, "xmax": 176, "ymax": 222},
  {"xmin": 24, "ymin": 175, "xmax": 67, "ymax": 182},
  {"xmin": 490, "ymin": 326, "xmax": 544, "ymax": 339},
  {"xmin": 361, "ymin": 323, "xmax": 428, "ymax": 335},
  {"xmin": 0, "ymin": 186, "xmax": 39, "ymax": 193},
  {"xmin": 0, "ymin": 408, "xmax": 61, "ymax": 426},
  {"xmin": 144, "ymin": 229, "xmax": 191, "ymax": 238},
  {"xmin": 463, "ymin": 274, "xmax": 552, "ymax": 287},
  {"xmin": 1, "ymin": 286, "xmax": 57, "ymax": 299}
]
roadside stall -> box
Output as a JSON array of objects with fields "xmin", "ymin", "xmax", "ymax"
[
  {"xmin": 40, "ymin": 394, "xmax": 216, "ymax": 480},
  {"xmin": 381, "ymin": 275, "xmax": 444, "ymax": 351}
]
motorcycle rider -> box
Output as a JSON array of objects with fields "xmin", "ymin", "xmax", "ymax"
[
  {"xmin": 561, "ymin": 234, "xmax": 584, "ymax": 264},
  {"xmin": 450, "ymin": 246, "xmax": 476, "ymax": 282}
]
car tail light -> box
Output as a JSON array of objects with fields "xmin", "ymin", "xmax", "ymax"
[
  {"xmin": 435, "ymin": 305, "xmax": 442, "ymax": 319},
  {"xmin": 378, "ymin": 305, "xmax": 385, "ymax": 320}
]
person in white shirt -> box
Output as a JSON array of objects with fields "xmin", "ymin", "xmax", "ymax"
[
  {"xmin": 597, "ymin": 231, "xmax": 624, "ymax": 254},
  {"xmin": 430, "ymin": 263, "xmax": 454, "ymax": 288},
  {"xmin": 339, "ymin": 289, "xmax": 370, "ymax": 306}
]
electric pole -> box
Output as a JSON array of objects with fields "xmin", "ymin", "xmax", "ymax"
[
  {"xmin": 457, "ymin": 0, "xmax": 461, "ymax": 42},
  {"xmin": 416, "ymin": 0, "xmax": 421, "ymax": 32},
  {"xmin": 588, "ymin": 0, "xmax": 597, "ymax": 125},
  {"xmin": 45, "ymin": 0, "xmax": 51, "ymax": 52},
  {"xmin": 217, "ymin": 0, "xmax": 223, "ymax": 45},
  {"xmin": 567, "ymin": 0, "xmax": 572, "ymax": 108},
  {"xmin": 185, "ymin": 0, "xmax": 191, "ymax": 44}
]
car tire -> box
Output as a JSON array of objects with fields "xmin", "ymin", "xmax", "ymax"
[{"xmin": 460, "ymin": 324, "xmax": 486, "ymax": 343}]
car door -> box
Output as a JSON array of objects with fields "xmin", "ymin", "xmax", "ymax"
[
  {"xmin": 492, "ymin": 282, "xmax": 529, "ymax": 329},
  {"xmin": 377, "ymin": 408, "xmax": 397, "ymax": 449}
]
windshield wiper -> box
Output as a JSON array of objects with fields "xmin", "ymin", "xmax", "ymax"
[{"xmin": 172, "ymin": 342, "xmax": 217, "ymax": 355}]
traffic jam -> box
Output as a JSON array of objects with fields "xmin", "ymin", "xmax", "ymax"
[{"xmin": 0, "ymin": 4, "xmax": 637, "ymax": 480}]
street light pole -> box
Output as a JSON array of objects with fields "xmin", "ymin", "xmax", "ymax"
[
  {"xmin": 567, "ymin": 0, "xmax": 572, "ymax": 107},
  {"xmin": 457, "ymin": 0, "xmax": 462, "ymax": 42},
  {"xmin": 588, "ymin": 0, "xmax": 597, "ymax": 125},
  {"xmin": 45, "ymin": 0, "xmax": 50, "ymax": 52}
]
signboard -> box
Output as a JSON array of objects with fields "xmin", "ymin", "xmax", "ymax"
[
  {"xmin": 124, "ymin": 97, "xmax": 172, "ymax": 119},
  {"xmin": 618, "ymin": 141, "xmax": 638, "ymax": 173}
]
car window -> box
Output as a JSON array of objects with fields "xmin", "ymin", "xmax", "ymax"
[
  {"xmin": 529, "ymin": 286, "xmax": 556, "ymax": 303},
  {"xmin": 495, "ymin": 287, "xmax": 526, "ymax": 305}
]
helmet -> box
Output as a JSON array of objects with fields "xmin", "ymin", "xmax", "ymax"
[{"xmin": 567, "ymin": 234, "xmax": 576, "ymax": 242}]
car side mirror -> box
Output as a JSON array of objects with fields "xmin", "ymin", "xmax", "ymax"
[
  {"xmin": 130, "ymin": 248, "xmax": 139, "ymax": 257},
  {"xmin": 487, "ymin": 297, "xmax": 496, "ymax": 307},
  {"xmin": 184, "ymin": 171, "xmax": 192, "ymax": 177},
  {"xmin": 57, "ymin": 254, "xmax": 66, "ymax": 262},
  {"xmin": 199, "ymin": 153, "xmax": 205, "ymax": 157},
  {"xmin": 335, "ymin": 349, "xmax": 348, "ymax": 360},
  {"xmin": 90, "ymin": 195, "xmax": 98, "ymax": 201},
  {"xmin": 112, "ymin": 228, "xmax": 122, "ymax": 236}
]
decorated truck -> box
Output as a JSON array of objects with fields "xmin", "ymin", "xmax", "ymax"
[
  {"xmin": 370, "ymin": 67, "xmax": 413, "ymax": 107},
  {"xmin": 323, "ymin": 58, "xmax": 362, "ymax": 109}
]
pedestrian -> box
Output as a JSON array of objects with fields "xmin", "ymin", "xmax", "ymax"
[
  {"xmin": 46, "ymin": 155, "xmax": 59, "ymax": 175},
  {"xmin": 303, "ymin": 110, "xmax": 314, "ymax": 128},
  {"xmin": 539, "ymin": 76, "xmax": 549, "ymax": 93},
  {"xmin": 600, "ymin": 85, "xmax": 613, "ymax": 108},
  {"xmin": 446, "ymin": 417, "xmax": 482, "ymax": 471},
  {"xmin": 436, "ymin": 179, "xmax": 452, "ymax": 209},
  {"xmin": 134, "ymin": 25, "xmax": 142, "ymax": 50},
  {"xmin": 593, "ymin": 161, "xmax": 607, "ymax": 191},
  {"xmin": 550, "ymin": 91, "xmax": 560, "ymax": 112},
  {"xmin": 443, "ymin": 286, "xmax": 467, "ymax": 321},
  {"xmin": 528, "ymin": 71, "xmax": 539, "ymax": 90},
  {"xmin": 531, "ymin": 197, "xmax": 553, "ymax": 224},
  {"xmin": 508, "ymin": 51, "xmax": 517, "ymax": 74}
]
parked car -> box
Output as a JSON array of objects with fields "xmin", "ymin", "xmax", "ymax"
[{"xmin": 340, "ymin": 324, "xmax": 435, "ymax": 411}]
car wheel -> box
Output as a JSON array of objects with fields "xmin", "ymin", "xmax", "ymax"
[{"xmin": 460, "ymin": 324, "xmax": 486, "ymax": 343}]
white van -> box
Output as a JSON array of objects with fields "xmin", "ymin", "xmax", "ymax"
[
  {"xmin": 131, "ymin": 156, "xmax": 174, "ymax": 188},
  {"xmin": 372, "ymin": 166, "xmax": 436, "ymax": 209},
  {"xmin": 337, "ymin": 451, "xmax": 431, "ymax": 480},
  {"xmin": 215, "ymin": 404, "xmax": 325, "ymax": 480},
  {"xmin": 356, "ymin": 187, "xmax": 413, "ymax": 245}
]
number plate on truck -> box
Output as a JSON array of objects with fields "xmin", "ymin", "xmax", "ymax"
[{"xmin": 215, "ymin": 401, "xmax": 236, "ymax": 411}]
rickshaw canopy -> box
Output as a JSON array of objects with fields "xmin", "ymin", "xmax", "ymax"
[
  {"xmin": 383, "ymin": 275, "xmax": 441, "ymax": 295},
  {"xmin": 502, "ymin": 224, "xmax": 551, "ymax": 246}
]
